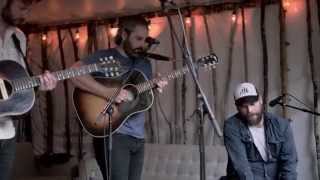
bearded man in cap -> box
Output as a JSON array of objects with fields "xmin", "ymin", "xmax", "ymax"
[{"xmin": 223, "ymin": 82, "xmax": 297, "ymax": 180}]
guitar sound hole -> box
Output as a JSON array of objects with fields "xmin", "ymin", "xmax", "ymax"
[
  {"xmin": 0, "ymin": 80, "xmax": 12, "ymax": 100},
  {"xmin": 124, "ymin": 85, "xmax": 138, "ymax": 102}
]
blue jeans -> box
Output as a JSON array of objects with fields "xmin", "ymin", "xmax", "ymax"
[
  {"xmin": 0, "ymin": 138, "xmax": 16, "ymax": 180},
  {"xmin": 94, "ymin": 133, "xmax": 145, "ymax": 180}
]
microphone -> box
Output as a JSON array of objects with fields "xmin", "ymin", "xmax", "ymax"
[
  {"xmin": 269, "ymin": 95, "xmax": 285, "ymax": 107},
  {"xmin": 136, "ymin": 52, "xmax": 171, "ymax": 61},
  {"xmin": 145, "ymin": 37, "xmax": 160, "ymax": 45}
]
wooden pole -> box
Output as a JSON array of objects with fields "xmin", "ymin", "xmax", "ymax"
[
  {"xmin": 57, "ymin": 28, "xmax": 71, "ymax": 156},
  {"xmin": 67, "ymin": 28, "xmax": 83, "ymax": 160},
  {"xmin": 241, "ymin": 7, "xmax": 249, "ymax": 82},
  {"xmin": 203, "ymin": 14, "xmax": 219, "ymax": 144},
  {"xmin": 279, "ymin": 1, "xmax": 288, "ymax": 118},
  {"xmin": 41, "ymin": 32, "xmax": 54, "ymax": 156},
  {"xmin": 189, "ymin": 16, "xmax": 200, "ymax": 144},
  {"xmin": 260, "ymin": 0, "xmax": 269, "ymax": 110},
  {"xmin": 222, "ymin": 9, "xmax": 238, "ymax": 121},
  {"xmin": 68, "ymin": 28, "xmax": 80, "ymax": 61},
  {"xmin": 167, "ymin": 15, "xmax": 180, "ymax": 144},
  {"xmin": 181, "ymin": 21, "xmax": 188, "ymax": 144},
  {"xmin": 87, "ymin": 22, "xmax": 98, "ymax": 54},
  {"xmin": 306, "ymin": 0, "xmax": 320, "ymax": 178},
  {"xmin": 106, "ymin": 25, "xmax": 112, "ymax": 49}
]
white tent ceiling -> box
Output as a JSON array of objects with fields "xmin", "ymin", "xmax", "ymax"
[{"xmin": 13, "ymin": 0, "xmax": 242, "ymax": 25}]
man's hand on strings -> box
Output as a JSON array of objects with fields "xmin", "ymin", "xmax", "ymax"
[
  {"xmin": 115, "ymin": 89, "xmax": 131, "ymax": 103},
  {"xmin": 39, "ymin": 70, "xmax": 58, "ymax": 91},
  {"xmin": 155, "ymin": 73, "xmax": 168, "ymax": 93}
]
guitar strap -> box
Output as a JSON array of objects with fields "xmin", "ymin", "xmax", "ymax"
[
  {"xmin": 11, "ymin": 33, "xmax": 32, "ymax": 142},
  {"xmin": 11, "ymin": 33, "xmax": 34, "ymax": 76}
]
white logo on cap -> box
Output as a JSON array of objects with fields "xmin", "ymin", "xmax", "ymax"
[{"xmin": 239, "ymin": 88, "xmax": 249, "ymax": 96}]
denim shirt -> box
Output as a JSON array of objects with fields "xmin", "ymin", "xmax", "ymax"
[{"xmin": 224, "ymin": 112, "xmax": 298, "ymax": 180}]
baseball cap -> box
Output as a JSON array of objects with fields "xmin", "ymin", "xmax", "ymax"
[{"xmin": 234, "ymin": 82, "xmax": 259, "ymax": 106}]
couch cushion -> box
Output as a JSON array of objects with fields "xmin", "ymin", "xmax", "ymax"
[{"xmin": 142, "ymin": 143, "xmax": 227, "ymax": 180}]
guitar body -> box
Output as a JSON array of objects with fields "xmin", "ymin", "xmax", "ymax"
[
  {"xmin": 73, "ymin": 70, "xmax": 154, "ymax": 137},
  {"xmin": 0, "ymin": 60, "xmax": 35, "ymax": 117}
]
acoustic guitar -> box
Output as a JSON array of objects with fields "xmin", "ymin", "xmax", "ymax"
[
  {"xmin": 73, "ymin": 53, "xmax": 219, "ymax": 137},
  {"xmin": 0, "ymin": 57, "xmax": 122, "ymax": 118}
]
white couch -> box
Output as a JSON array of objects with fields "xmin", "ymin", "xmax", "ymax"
[
  {"xmin": 79, "ymin": 143, "xmax": 227, "ymax": 180},
  {"xmin": 13, "ymin": 143, "xmax": 228, "ymax": 180}
]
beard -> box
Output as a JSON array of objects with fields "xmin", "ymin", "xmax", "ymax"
[
  {"xmin": 239, "ymin": 107, "xmax": 264, "ymax": 126},
  {"xmin": 245, "ymin": 112, "xmax": 263, "ymax": 126},
  {"xmin": 123, "ymin": 39, "xmax": 144, "ymax": 58}
]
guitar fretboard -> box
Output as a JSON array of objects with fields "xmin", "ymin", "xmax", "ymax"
[
  {"xmin": 13, "ymin": 63, "xmax": 103, "ymax": 91},
  {"xmin": 135, "ymin": 66, "xmax": 191, "ymax": 94}
]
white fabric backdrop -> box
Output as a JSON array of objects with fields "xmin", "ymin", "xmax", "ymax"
[{"xmin": 25, "ymin": 2, "xmax": 319, "ymax": 179}]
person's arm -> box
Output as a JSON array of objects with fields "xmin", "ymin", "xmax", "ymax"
[
  {"xmin": 70, "ymin": 60, "xmax": 129, "ymax": 103},
  {"xmin": 14, "ymin": 28, "xmax": 58, "ymax": 91},
  {"xmin": 278, "ymin": 123, "xmax": 298, "ymax": 180},
  {"xmin": 224, "ymin": 121, "xmax": 254, "ymax": 180}
]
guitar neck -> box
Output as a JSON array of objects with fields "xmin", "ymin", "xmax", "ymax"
[
  {"xmin": 136, "ymin": 66, "xmax": 191, "ymax": 94},
  {"xmin": 13, "ymin": 63, "xmax": 101, "ymax": 91}
]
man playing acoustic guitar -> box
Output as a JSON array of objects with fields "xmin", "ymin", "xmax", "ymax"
[
  {"xmin": 0, "ymin": 1, "xmax": 57, "ymax": 179},
  {"xmin": 71, "ymin": 16, "xmax": 167, "ymax": 180}
]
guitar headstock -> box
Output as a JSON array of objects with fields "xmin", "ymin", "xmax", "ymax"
[
  {"xmin": 197, "ymin": 53, "xmax": 219, "ymax": 70},
  {"xmin": 97, "ymin": 56, "xmax": 124, "ymax": 77}
]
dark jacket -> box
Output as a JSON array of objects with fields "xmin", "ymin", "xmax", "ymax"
[{"xmin": 224, "ymin": 112, "xmax": 298, "ymax": 180}]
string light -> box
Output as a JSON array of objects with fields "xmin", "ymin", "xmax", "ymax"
[
  {"xmin": 231, "ymin": 10, "xmax": 237, "ymax": 22},
  {"xmin": 41, "ymin": 34, "xmax": 47, "ymax": 41},
  {"xmin": 283, "ymin": 0, "xmax": 291, "ymax": 9},
  {"xmin": 185, "ymin": 17, "xmax": 192, "ymax": 26},
  {"xmin": 75, "ymin": 29, "xmax": 80, "ymax": 40},
  {"xmin": 109, "ymin": 27, "xmax": 119, "ymax": 37}
]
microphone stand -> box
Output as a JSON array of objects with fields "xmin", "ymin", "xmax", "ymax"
[
  {"xmin": 100, "ymin": 87, "xmax": 121, "ymax": 180},
  {"xmin": 100, "ymin": 103, "xmax": 114, "ymax": 180},
  {"xmin": 275, "ymin": 102, "xmax": 320, "ymax": 116},
  {"xmin": 163, "ymin": 2, "xmax": 223, "ymax": 180},
  {"xmin": 99, "ymin": 69, "xmax": 133, "ymax": 180},
  {"xmin": 195, "ymin": 96, "xmax": 207, "ymax": 180}
]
